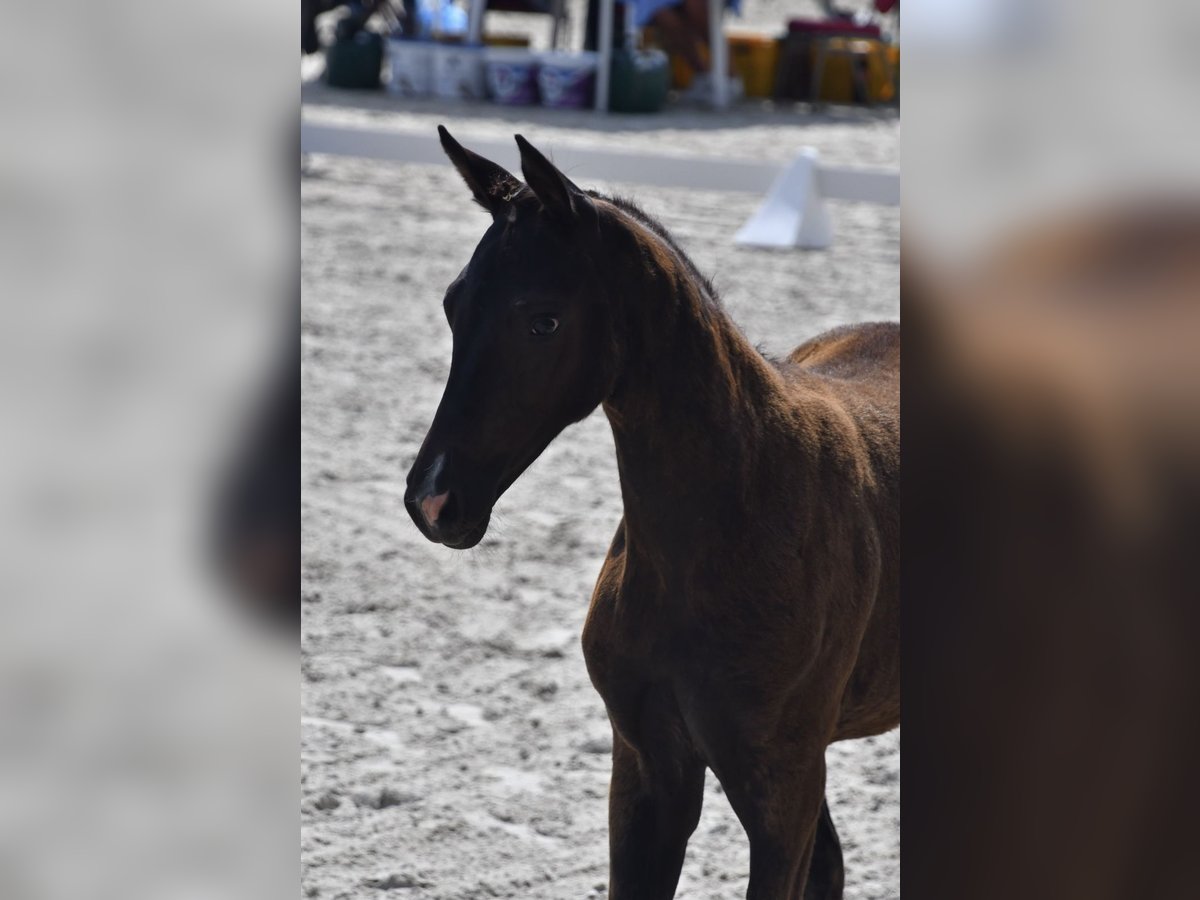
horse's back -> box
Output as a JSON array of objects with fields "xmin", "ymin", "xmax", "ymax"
[
  {"xmin": 779, "ymin": 322, "xmax": 901, "ymax": 741},
  {"xmin": 778, "ymin": 320, "xmax": 899, "ymax": 476},
  {"xmin": 785, "ymin": 321, "xmax": 900, "ymax": 381}
]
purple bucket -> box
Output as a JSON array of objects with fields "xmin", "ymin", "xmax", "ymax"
[
  {"xmin": 537, "ymin": 52, "xmax": 598, "ymax": 109},
  {"xmin": 485, "ymin": 49, "xmax": 539, "ymax": 105}
]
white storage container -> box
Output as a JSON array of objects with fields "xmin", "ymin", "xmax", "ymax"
[
  {"xmin": 537, "ymin": 51, "xmax": 599, "ymax": 109},
  {"xmin": 432, "ymin": 44, "xmax": 485, "ymax": 100},
  {"xmin": 484, "ymin": 47, "xmax": 540, "ymax": 105},
  {"xmin": 387, "ymin": 39, "xmax": 435, "ymax": 97}
]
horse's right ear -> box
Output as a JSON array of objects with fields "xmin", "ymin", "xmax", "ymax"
[{"xmin": 438, "ymin": 125, "xmax": 522, "ymax": 217}]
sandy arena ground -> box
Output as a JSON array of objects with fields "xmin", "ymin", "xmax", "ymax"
[{"xmin": 301, "ymin": 29, "xmax": 899, "ymax": 896}]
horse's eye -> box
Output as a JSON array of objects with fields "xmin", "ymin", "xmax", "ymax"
[{"xmin": 530, "ymin": 316, "xmax": 559, "ymax": 336}]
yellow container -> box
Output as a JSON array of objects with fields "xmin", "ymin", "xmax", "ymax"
[
  {"xmin": 727, "ymin": 33, "xmax": 780, "ymax": 98},
  {"xmin": 483, "ymin": 33, "xmax": 531, "ymax": 49},
  {"xmin": 811, "ymin": 38, "xmax": 896, "ymax": 104},
  {"xmin": 653, "ymin": 31, "xmax": 785, "ymax": 98},
  {"xmin": 670, "ymin": 53, "xmax": 694, "ymax": 89}
]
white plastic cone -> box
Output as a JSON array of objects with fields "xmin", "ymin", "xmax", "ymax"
[{"xmin": 734, "ymin": 149, "xmax": 833, "ymax": 250}]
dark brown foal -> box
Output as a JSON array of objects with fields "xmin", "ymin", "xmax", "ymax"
[{"xmin": 405, "ymin": 127, "xmax": 900, "ymax": 899}]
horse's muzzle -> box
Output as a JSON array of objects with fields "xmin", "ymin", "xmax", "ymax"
[{"xmin": 404, "ymin": 485, "xmax": 491, "ymax": 549}]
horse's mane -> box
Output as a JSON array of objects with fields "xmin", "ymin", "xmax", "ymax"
[
  {"xmin": 582, "ymin": 190, "xmax": 792, "ymax": 368},
  {"xmin": 588, "ymin": 190, "xmax": 723, "ymax": 311}
]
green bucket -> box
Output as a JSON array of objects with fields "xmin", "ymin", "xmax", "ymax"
[
  {"xmin": 325, "ymin": 31, "xmax": 385, "ymax": 90},
  {"xmin": 608, "ymin": 48, "xmax": 670, "ymax": 113}
]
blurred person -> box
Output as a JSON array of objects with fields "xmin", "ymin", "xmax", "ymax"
[
  {"xmin": 903, "ymin": 201, "xmax": 1200, "ymax": 900},
  {"xmin": 902, "ymin": 2, "xmax": 1200, "ymax": 894},
  {"xmin": 212, "ymin": 311, "xmax": 299, "ymax": 629},
  {"xmin": 211, "ymin": 122, "xmax": 300, "ymax": 631},
  {"xmin": 632, "ymin": 0, "xmax": 742, "ymax": 95},
  {"xmin": 1, "ymin": 0, "xmax": 299, "ymax": 896},
  {"xmin": 302, "ymin": 0, "xmax": 393, "ymax": 53}
]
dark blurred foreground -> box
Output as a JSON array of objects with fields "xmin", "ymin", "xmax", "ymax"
[{"xmin": 903, "ymin": 1, "xmax": 1200, "ymax": 894}]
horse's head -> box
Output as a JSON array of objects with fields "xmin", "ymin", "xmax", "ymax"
[{"xmin": 404, "ymin": 128, "xmax": 618, "ymax": 548}]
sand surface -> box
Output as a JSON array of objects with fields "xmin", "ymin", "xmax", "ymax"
[{"xmin": 301, "ymin": 59, "xmax": 898, "ymax": 900}]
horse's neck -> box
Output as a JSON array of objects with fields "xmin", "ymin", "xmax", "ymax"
[{"xmin": 601, "ymin": 223, "xmax": 792, "ymax": 553}]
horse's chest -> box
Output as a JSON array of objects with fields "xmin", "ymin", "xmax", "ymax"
[
  {"xmin": 583, "ymin": 568, "xmax": 669, "ymax": 728},
  {"xmin": 581, "ymin": 571, "xmax": 728, "ymax": 756},
  {"xmin": 583, "ymin": 611, "xmax": 756, "ymax": 772}
]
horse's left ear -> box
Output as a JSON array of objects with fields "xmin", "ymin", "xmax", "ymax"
[{"xmin": 515, "ymin": 134, "xmax": 596, "ymax": 224}]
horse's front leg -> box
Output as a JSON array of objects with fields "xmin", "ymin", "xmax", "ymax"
[
  {"xmin": 718, "ymin": 745, "xmax": 829, "ymax": 900},
  {"xmin": 607, "ymin": 727, "xmax": 706, "ymax": 900},
  {"xmin": 801, "ymin": 798, "xmax": 844, "ymax": 900}
]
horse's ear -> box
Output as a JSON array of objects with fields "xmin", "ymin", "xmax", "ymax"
[
  {"xmin": 514, "ymin": 134, "xmax": 596, "ymax": 224},
  {"xmin": 438, "ymin": 125, "xmax": 522, "ymax": 216}
]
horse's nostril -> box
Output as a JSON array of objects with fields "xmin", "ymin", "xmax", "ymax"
[{"xmin": 419, "ymin": 491, "xmax": 453, "ymax": 530}]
